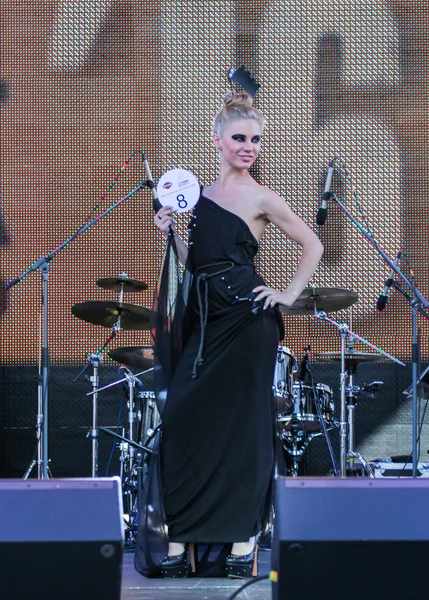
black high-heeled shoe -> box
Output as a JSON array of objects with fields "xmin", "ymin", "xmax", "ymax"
[
  {"xmin": 225, "ymin": 536, "xmax": 259, "ymax": 579},
  {"xmin": 160, "ymin": 543, "xmax": 197, "ymax": 578}
]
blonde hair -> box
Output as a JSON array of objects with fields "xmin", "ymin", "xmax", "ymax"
[{"xmin": 213, "ymin": 91, "xmax": 265, "ymax": 135}]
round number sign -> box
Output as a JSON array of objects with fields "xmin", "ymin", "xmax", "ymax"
[{"xmin": 156, "ymin": 169, "xmax": 200, "ymax": 213}]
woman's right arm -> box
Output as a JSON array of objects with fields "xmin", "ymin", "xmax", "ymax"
[{"xmin": 154, "ymin": 205, "xmax": 189, "ymax": 266}]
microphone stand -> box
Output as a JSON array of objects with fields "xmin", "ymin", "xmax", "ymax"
[
  {"xmin": 329, "ymin": 193, "xmax": 429, "ymax": 478},
  {"xmin": 6, "ymin": 180, "xmax": 148, "ymax": 479}
]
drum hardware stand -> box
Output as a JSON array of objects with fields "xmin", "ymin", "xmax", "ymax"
[
  {"xmin": 344, "ymin": 368, "xmax": 379, "ymax": 477},
  {"xmin": 98, "ymin": 422, "xmax": 161, "ymax": 458},
  {"xmin": 87, "ymin": 352, "xmax": 102, "ymax": 477},
  {"xmin": 98, "ymin": 391, "xmax": 160, "ymax": 476},
  {"xmin": 88, "ymin": 369, "xmax": 157, "ymax": 453},
  {"xmin": 121, "ymin": 367, "xmax": 143, "ymax": 474},
  {"xmin": 314, "ymin": 310, "xmax": 405, "ymax": 477},
  {"xmin": 87, "ymin": 366, "xmax": 154, "ymax": 395},
  {"xmin": 77, "ymin": 267, "xmax": 148, "ymax": 477},
  {"xmin": 141, "ymin": 421, "xmax": 162, "ymax": 448},
  {"xmin": 99, "ymin": 426, "xmax": 153, "ymax": 456},
  {"xmin": 118, "ymin": 427, "xmax": 127, "ymax": 482},
  {"xmin": 127, "ymin": 451, "xmax": 144, "ymax": 542},
  {"xmin": 119, "ymin": 423, "xmax": 136, "ymax": 531},
  {"xmin": 73, "ymin": 325, "xmax": 118, "ymax": 383},
  {"xmin": 6, "ymin": 179, "xmax": 147, "ymax": 479},
  {"xmin": 94, "ymin": 376, "xmax": 157, "ymax": 504},
  {"xmin": 285, "ymin": 437, "xmax": 307, "ymax": 477},
  {"xmin": 100, "ymin": 426, "xmax": 154, "ymax": 543},
  {"xmin": 305, "ymin": 354, "xmax": 340, "ymax": 477},
  {"xmin": 74, "ymin": 325, "xmax": 119, "ymax": 477},
  {"xmin": 283, "ymin": 409, "xmax": 307, "ymax": 477},
  {"xmin": 134, "ymin": 452, "xmax": 144, "ymax": 532},
  {"xmin": 328, "ymin": 191, "xmax": 429, "ymax": 478},
  {"xmin": 85, "ymin": 362, "xmax": 147, "ymax": 478}
]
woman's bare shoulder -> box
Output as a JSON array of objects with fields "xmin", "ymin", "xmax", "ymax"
[{"xmin": 253, "ymin": 184, "xmax": 286, "ymax": 214}]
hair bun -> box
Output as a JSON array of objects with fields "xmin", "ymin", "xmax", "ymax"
[
  {"xmin": 223, "ymin": 91, "xmax": 253, "ymax": 109},
  {"xmin": 213, "ymin": 90, "xmax": 264, "ymax": 135}
]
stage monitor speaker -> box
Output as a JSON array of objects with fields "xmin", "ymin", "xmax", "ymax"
[
  {"xmin": 0, "ymin": 477, "xmax": 124, "ymax": 600},
  {"xmin": 273, "ymin": 477, "xmax": 429, "ymax": 600}
]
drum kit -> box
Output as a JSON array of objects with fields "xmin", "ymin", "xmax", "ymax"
[
  {"xmin": 71, "ymin": 278, "xmax": 405, "ymax": 535},
  {"xmin": 275, "ymin": 287, "xmax": 405, "ymax": 477},
  {"xmin": 72, "ymin": 272, "xmax": 158, "ymax": 534}
]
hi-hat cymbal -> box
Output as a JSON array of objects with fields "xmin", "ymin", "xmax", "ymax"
[
  {"xmin": 316, "ymin": 351, "xmax": 382, "ymax": 366},
  {"xmin": 282, "ymin": 287, "xmax": 358, "ymax": 315},
  {"xmin": 96, "ymin": 277, "xmax": 148, "ymax": 293},
  {"xmin": 109, "ymin": 346, "xmax": 154, "ymax": 370},
  {"xmin": 72, "ymin": 301, "xmax": 150, "ymax": 330}
]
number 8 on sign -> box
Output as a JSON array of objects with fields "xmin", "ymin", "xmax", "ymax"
[
  {"xmin": 156, "ymin": 168, "xmax": 200, "ymax": 213},
  {"xmin": 177, "ymin": 194, "xmax": 187, "ymax": 209}
]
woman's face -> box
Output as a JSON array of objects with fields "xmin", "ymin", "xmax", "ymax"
[{"xmin": 213, "ymin": 118, "xmax": 262, "ymax": 170}]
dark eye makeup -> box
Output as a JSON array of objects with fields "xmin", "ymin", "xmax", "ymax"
[{"xmin": 231, "ymin": 134, "xmax": 262, "ymax": 143}]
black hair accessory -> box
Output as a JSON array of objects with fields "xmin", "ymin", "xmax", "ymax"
[{"xmin": 227, "ymin": 66, "xmax": 261, "ymax": 97}]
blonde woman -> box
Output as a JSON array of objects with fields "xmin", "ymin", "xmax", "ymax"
[{"xmin": 153, "ymin": 92, "xmax": 323, "ymax": 578}]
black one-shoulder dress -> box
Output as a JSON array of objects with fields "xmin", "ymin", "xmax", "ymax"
[{"xmin": 160, "ymin": 194, "xmax": 284, "ymax": 543}]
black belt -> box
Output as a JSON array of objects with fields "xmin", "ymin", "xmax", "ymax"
[{"xmin": 191, "ymin": 261, "xmax": 235, "ymax": 380}]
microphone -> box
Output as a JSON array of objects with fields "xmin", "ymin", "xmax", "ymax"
[
  {"xmin": 316, "ymin": 160, "xmax": 335, "ymax": 226},
  {"xmin": 141, "ymin": 153, "xmax": 162, "ymax": 212},
  {"xmin": 376, "ymin": 251, "xmax": 402, "ymax": 311}
]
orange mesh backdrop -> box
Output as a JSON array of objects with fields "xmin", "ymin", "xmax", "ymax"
[
  {"xmin": 1, "ymin": 1, "xmax": 428, "ymax": 366},
  {"xmin": 0, "ymin": 1, "xmax": 428, "ymax": 475}
]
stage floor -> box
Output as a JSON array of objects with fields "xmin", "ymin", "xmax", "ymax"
[{"xmin": 121, "ymin": 549, "xmax": 272, "ymax": 600}]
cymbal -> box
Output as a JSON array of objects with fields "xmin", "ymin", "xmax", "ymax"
[
  {"xmin": 282, "ymin": 287, "xmax": 358, "ymax": 315},
  {"xmin": 316, "ymin": 351, "xmax": 382, "ymax": 365},
  {"xmin": 96, "ymin": 277, "xmax": 148, "ymax": 293},
  {"xmin": 109, "ymin": 346, "xmax": 154, "ymax": 369},
  {"xmin": 72, "ymin": 301, "xmax": 150, "ymax": 330}
]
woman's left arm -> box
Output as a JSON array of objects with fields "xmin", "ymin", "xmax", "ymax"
[{"xmin": 253, "ymin": 190, "xmax": 323, "ymax": 310}]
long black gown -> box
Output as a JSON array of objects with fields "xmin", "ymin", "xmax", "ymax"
[
  {"xmin": 160, "ymin": 193, "xmax": 284, "ymax": 543},
  {"xmin": 135, "ymin": 191, "xmax": 284, "ymax": 576}
]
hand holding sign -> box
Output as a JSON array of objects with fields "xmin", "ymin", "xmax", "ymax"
[{"xmin": 156, "ymin": 169, "xmax": 200, "ymax": 213}]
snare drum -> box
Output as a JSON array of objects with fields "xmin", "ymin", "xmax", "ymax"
[
  {"xmin": 278, "ymin": 382, "xmax": 335, "ymax": 434},
  {"xmin": 273, "ymin": 346, "xmax": 297, "ymax": 414}
]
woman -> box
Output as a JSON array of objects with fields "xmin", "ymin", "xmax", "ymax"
[{"xmin": 152, "ymin": 92, "xmax": 323, "ymax": 578}]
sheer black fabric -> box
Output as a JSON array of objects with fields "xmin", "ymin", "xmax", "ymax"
[
  {"xmin": 135, "ymin": 193, "xmax": 284, "ymax": 576},
  {"xmin": 135, "ymin": 230, "xmax": 193, "ymax": 577},
  {"xmin": 151, "ymin": 232, "xmax": 194, "ymax": 413}
]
